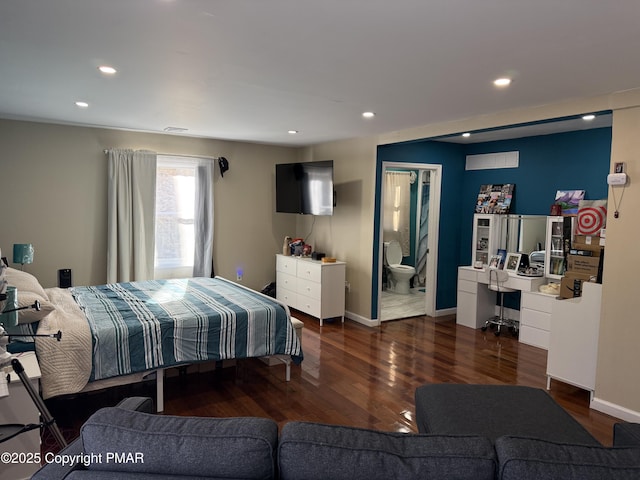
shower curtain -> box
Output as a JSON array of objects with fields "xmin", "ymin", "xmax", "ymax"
[
  {"xmin": 383, "ymin": 171, "xmax": 411, "ymax": 256},
  {"xmin": 416, "ymin": 174, "xmax": 430, "ymax": 286}
]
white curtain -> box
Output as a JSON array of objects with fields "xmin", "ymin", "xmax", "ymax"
[
  {"xmin": 383, "ymin": 171, "xmax": 411, "ymax": 256},
  {"xmin": 107, "ymin": 149, "xmax": 157, "ymax": 283},
  {"xmin": 193, "ymin": 160, "xmax": 214, "ymax": 277}
]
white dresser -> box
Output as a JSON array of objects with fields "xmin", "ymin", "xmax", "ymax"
[
  {"xmin": 520, "ymin": 291, "xmax": 554, "ymax": 350},
  {"xmin": 276, "ymin": 254, "xmax": 346, "ymax": 326}
]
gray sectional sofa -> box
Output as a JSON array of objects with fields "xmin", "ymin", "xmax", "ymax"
[{"xmin": 33, "ymin": 388, "xmax": 640, "ymax": 480}]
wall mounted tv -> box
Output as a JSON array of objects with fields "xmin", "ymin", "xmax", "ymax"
[{"xmin": 275, "ymin": 160, "xmax": 334, "ymax": 215}]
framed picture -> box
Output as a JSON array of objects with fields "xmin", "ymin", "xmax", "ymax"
[
  {"xmin": 505, "ymin": 253, "xmax": 521, "ymax": 272},
  {"xmin": 488, "ymin": 254, "xmax": 503, "ymax": 269}
]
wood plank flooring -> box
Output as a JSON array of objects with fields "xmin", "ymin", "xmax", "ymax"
[{"xmin": 45, "ymin": 311, "xmax": 620, "ymax": 449}]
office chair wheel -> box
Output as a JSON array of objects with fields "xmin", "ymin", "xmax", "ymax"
[
  {"xmin": 481, "ymin": 326, "xmax": 487, "ymax": 331},
  {"xmin": 494, "ymin": 329, "xmax": 501, "ymax": 337}
]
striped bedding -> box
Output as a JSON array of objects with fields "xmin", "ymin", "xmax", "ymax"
[{"xmin": 70, "ymin": 276, "xmax": 303, "ymax": 381}]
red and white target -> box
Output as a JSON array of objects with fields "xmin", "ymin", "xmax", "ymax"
[{"xmin": 577, "ymin": 206, "xmax": 607, "ymax": 235}]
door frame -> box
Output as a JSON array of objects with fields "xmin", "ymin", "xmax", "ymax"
[{"xmin": 376, "ymin": 161, "xmax": 442, "ymax": 319}]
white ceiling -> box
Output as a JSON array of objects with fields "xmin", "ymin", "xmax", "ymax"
[{"xmin": 0, "ymin": 1, "xmax": 638, "ymax": 147}]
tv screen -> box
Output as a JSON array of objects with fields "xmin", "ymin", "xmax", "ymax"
[{"xmin": 276, "ymin": 160, "xmax": 334, "ymax": 215}]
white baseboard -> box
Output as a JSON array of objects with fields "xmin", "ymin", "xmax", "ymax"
[
  {"xmin": 591, "ymin": 396, "xmax": 640, "ymax": 423},
  {"xmin": 435, "ymin": 307, "xmax": 456, "ymax": 317},
  {"xmin": 345, "ymin": 310, "xmax": 380, "ymax": 327}
]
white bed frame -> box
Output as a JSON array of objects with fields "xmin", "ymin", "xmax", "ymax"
[{"xmin": 71, "ymin": 282, "xmax": 299, "ymax": 412}]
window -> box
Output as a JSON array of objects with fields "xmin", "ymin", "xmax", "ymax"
[{"xmin": 154, "ymin": 156, "xmax": 198, "ymax": 279}]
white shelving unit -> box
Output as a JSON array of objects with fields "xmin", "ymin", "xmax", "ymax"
[
  {"xmin": 471, "ymin": 214, "xmax": 501, "ymax": 266},
  {"xmin": 545, "ymin": 215, "xmax": 569, "ymax": 279}
]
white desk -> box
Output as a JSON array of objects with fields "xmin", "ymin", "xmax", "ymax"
[{"xmin": 456, "ymin": 266, "xmax": 546, "ymax": 329}]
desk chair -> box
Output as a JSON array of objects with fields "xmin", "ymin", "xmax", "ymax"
[{"xmin": 481, "ymin": 267, "xmax": 518, "ymax": 336}]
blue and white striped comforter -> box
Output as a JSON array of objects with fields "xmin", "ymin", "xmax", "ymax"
[{"xmin": 70, "ymin": 277, "xmax": 303, "ymax": 381}]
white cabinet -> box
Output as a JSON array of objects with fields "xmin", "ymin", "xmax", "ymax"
[
  {"xmin": 472, "ymin": 214, "xmax": 502, "ymax": 266},
  {"xmin": 545, "ymin": 216, "xmax": 570, "ymax": 279},
  {"xmin": 276, "ymin": 254, "xmax": 346, "ymax": 326},
  {"xmin": 546, "ymin": 282, "xmax": 601, "ymax": 399},
  {"xmin": 456, "ymin": 267, "xmax": 495, "ymax": 329},
  {"xmin": 520, "ymin": 291, "xmax": 554, "ymax": 350},
  {"xmin": 0, "ymin": 352, "xmax": 42, "ymax": 480}
]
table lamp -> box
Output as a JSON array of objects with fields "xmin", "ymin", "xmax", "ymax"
[{"xmin": 13, "ymin": 243, "xmax": 34, "ymax": 270}]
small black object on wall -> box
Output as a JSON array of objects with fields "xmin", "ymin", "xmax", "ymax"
[
  {"xmin": 58, "ymin": 268, "xmax": 72, "ymax": 288},
  {"xmin": 218, "ymin": 157, "xmax": 229, "ymax": 177}
]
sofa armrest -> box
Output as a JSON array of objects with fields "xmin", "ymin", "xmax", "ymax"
[
  {"xmin": 614, "ymin": 423, "xmax": 640, "ymax": 447},
  {"xmin": 31, "ymin": 397, "xmax": 155, "ymax": 480},
  {"xmin": 115, "ymin": 396, "xmax": 154, "ymax": 413},
  {"xmin": 496, "ymin": 436, "xmax": 640, "ymax": 480}
]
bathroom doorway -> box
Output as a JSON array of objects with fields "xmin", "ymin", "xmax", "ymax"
[{"xmin": 378, "ymin": 162, "xmax": 441, "ymax": 321}]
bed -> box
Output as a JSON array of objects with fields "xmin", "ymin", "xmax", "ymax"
[{"xmin": 6, "ymin": 268, "xmax": 302, "ymax": 411}]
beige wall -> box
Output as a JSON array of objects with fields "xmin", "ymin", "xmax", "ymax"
[
  {"xmin": 595, "ymin": 103, "xmax": 640, "ymax": 417},
  {"xmin": 0, "ymin": 119, "xmax": 298, "ymax": 290},
  {"xmin": 298, "ymin": 138, "xmax": 379, "ymax": 322}
]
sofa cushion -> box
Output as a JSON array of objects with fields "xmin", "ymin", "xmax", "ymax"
[
  {"xmin": 614, "ymin": 423, "xmax": 640, "ymax": 447},
  {"xmin": 278, "ymin": 421, "xmax": 496, "ymax": 480},
  {"xmin": 80, "ymin": 407, "xmax": 278, "ymax": 479},
  {"xmin": 415, "ymin": 384, "xmax": 600, "ymax": 445},
  {"xmin": 496, "ymin": 436, "xmax": 640, "ymax": 480}
]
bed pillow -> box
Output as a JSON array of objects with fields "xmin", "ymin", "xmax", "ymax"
[{"xmin": 4, "ymin": 267, "xmax": 55, "ymax": 323}]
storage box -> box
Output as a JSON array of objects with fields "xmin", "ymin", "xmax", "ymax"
[
  {"xmin": 571, "ymin": 242, "xmax": 603, "ymax": 257},
  {"xmin": 566, "ymin": 254, "xmax": 600, "ymax": 276},
  {"xmin": 574, "ymin": 234, "xmax": 605, "ymax": 246},
  {"xmin": 560, "ymin": 272, "xmax": 593, "ymax": 299}
]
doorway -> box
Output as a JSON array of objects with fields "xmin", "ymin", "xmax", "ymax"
[{"xmin": 377, "ymin": 162, "xmax": 441, "ymax": 321}]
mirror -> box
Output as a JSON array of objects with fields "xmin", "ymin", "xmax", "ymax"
[{"xmin": 500, "ymin": 215, "xmax": 547, "ymax": 263}]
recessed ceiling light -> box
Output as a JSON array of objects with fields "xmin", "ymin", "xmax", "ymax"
[
  {"xmin": 362, "ymin": 111, "xmax": 375, "ymax": 118},
  {"xmin": 75, "ymin": 101, "xmax": 89, "ymax": 108},
  {"xmin": 493, "ymin": 77, "xmax": 511, "ymax": 87},
  {"xmin": 163, "ymin": 126, "xmax": 188, "ymax": 133},
  {"xmin": 98, "ymin": 65, "xmax": 117, "ymax": 75},
  {"xmin": 582, "ymin": 114, "xmax": 596, "ymax": 121},
  {"xmin": 288, "ymin": 130, "xmax": 299, "ymax": 134},
  {"xmin": 462, "ymin": 132, "xmax": 471, "ymax": 138}
]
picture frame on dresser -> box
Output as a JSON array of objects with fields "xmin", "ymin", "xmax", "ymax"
[
  {"xmin": 488, "ymin": 254, "xmax": 503, "ymax": 269},
  {"xmin": 505, "ymin": 253, "xmax": 521, "ymax": 272}
]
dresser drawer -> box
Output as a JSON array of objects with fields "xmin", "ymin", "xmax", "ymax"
[
  {"xmin": 276, "ymin": 271, "xmax": 297, "ymax": 292},
  {"xmin": 296, "ymin": 294, "xmax": 321, "ymax": 318},
  {"xmin": 521, "ymin": 291, "xmax": 554, "ymax": 313},
  {"xmin": 458, "ymin": 278, "xmax": 477, "ymax": 295},
  {"xmin": 296, "ymin": 261, "xmax": 322, "ymax": 283},
  {"xmin": 296, "ymin": 277, "xmax": 322, "ymax": 300},
  {"xmin": 519, "ymin": 325, "xmax": 550, "ymax": 350},
  {"xmin": 276, "ymin": 255, "xmax": 298, "ymax": 274},
  {"xmin": 521, "ymin": 308, "xmax": 551, "ymax": 331},
  {"xmin": 458, "ymin": 268, "xmax": 478, "ymax": 282},
  {"xmin": 276, "ymin": 284, "xmax": 297, "ymax": 309}
]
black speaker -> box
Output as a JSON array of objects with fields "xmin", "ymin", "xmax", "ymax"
[{"xmin": 58, "ymin": 268, "xmax": 72, "ymax": 288}]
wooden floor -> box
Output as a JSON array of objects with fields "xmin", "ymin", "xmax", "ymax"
[{"xmin": 45, "ymin": 311, "xmax": 620, "ymax": 449}]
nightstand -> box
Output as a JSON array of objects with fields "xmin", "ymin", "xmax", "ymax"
[{"xmin": 0, "ymin": 351, "xmax": 42, "ymax": 480}]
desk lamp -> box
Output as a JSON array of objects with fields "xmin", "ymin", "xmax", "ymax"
[{"xmin": 13, "ymin": 243, "xmax": 34, "ymax": 270}]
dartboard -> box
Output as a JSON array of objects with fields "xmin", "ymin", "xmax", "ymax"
[{"xmin": 577, "ymin": 206, "xmax": 607, "ymax": 235}]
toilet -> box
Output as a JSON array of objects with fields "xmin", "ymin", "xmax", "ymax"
[{"xmin": 384, "ymin": 240, "xmax": 416, "ymax": 294}]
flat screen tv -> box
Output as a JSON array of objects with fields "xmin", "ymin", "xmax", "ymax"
[{"xmin": 276, "ymin": 160, "xmax": 334, "ymax": 215}]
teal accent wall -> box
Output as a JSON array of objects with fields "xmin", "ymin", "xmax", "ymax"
[{"xmin": 372, "ymin": 126, "xmax": 612, "ymax": 317}]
